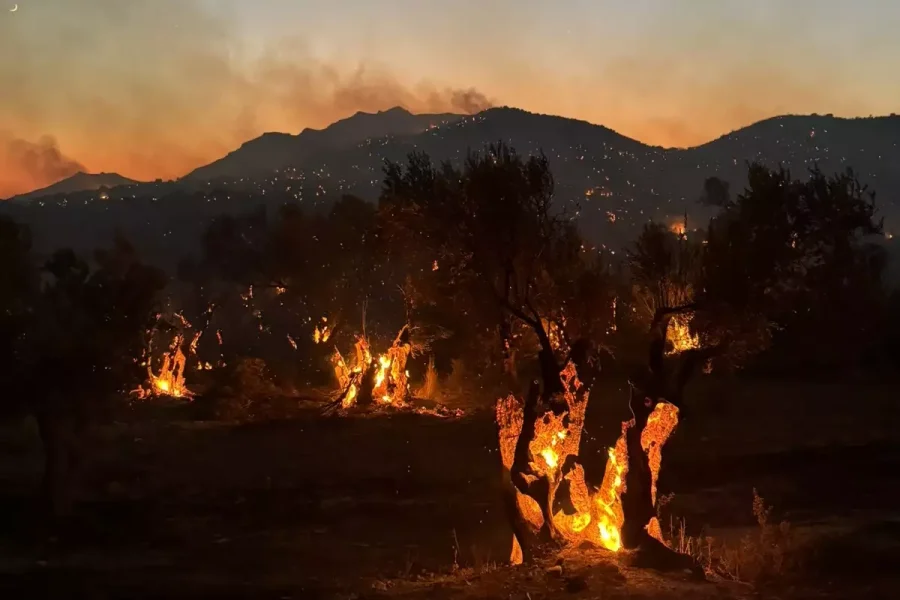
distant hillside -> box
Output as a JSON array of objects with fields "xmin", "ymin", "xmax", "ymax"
[
  {"xmin": 290, "ymin": 108, "xmax": 900, "ymax": 249},
  {"xmin": 2, "ymin": 107, "xmax": 897, "ymax": 280},
  {"xmin": 9, "ymin": 171, "xmax": 142, "ymax": 201},
  {"xmin": 183, "ymin": 107, "xmax": 465, "ymax": 182}
]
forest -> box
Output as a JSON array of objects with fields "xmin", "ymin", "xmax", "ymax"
[{"xmin": 1, "ymin": 144, "xmax": 898, "ymax": 598}]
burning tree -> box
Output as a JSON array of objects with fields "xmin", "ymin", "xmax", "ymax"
[
  {"xmin": 380, "ymin": 143, "xmax": 615, "ymax": 391},
  {"xmin": 495, "ymin": 327, "xmax": 694, "ymax": 567},
  {"xmin": 323, "ymin": 324, "xmax": 412, "ymax": 412},
  {"xmin": 133, "ymin": 310, "xmax": 213, "ymax": 400},
  {"xmin": 496, "ymin": 161, "xmax": 885, "ymax": 568},
  {"xmin": 192, "ymin": 198, "xmax": 409, "ymax": 383},
  {"xmin": 147, "ymin": 334, "xmax": 191, "ymax": 397}
]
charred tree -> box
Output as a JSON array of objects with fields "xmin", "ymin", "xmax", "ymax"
[
  {"xmin": 619, "ymin": 307, "xmax": 720, "ymax": 573},
  {"xmin": 355, "ymin": 359, "xmax": 378, "ymax": 407},
  {"xmin": 496, "ymin": 306, "xmax": 715, "ymax": 571},
  {"xmin": 499, "ymin": 381, "xmax": 557, "ymax": 563},
  {"xmin": 497, "ymin": 362, "xmax": 595, "ymax": 564},
  {"xmin": 322, "ymin": 325, "xmax": 413, "ymax": 414}
]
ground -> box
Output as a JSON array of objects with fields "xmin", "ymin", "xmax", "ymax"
[{"xmin": 0, "ymin": 377, "xmax": 898, "ymax": 599}]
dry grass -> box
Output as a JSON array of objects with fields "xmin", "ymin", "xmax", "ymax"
[
  {"xmin": 666, "ymin": 489, "xmax": 805, "ymax": 583},
  {"xmin": 416, "ymin": 356, "xmax": 440, "ymax": 400}
]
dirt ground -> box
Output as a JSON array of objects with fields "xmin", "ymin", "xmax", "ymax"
[{"xmin": 0, "ymin": 377, "xmax": 898, "ymax": 599}]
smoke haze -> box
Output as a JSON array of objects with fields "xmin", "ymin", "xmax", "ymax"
[
  {"xmin": 1, "ymin": 133, "xmax": 86, "ymax": 198},
  {"xmin": 0, "ymin": 0, "xmax": 493, "ymax": 197},
  {"xmin": 1, "ymin": 0, "xmax": 896, "ymax": 197}
]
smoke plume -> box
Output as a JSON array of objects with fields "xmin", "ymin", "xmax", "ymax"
[
  {"xmin": 0, "ymin": 0, "xmax": 494, "ymax": 196},
  {"xmin": 0, "ymin": 0, "xmax": 894, "ymax": 195},
  {"xmin": 1, "ymin": 134, "xmax": 85, "ymax": 198}
]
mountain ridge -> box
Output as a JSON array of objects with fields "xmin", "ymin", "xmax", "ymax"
[
  {"xmin": 9, "ymin": 171, "xmax": 142, "ymax": 202},
  {"xmin": 182, "ymin": 106, "xmax": 465, "ymax": 183},
  {"xmin": 7, "ymin": 107, "xmax": 899, "ymax": 201},
  {"xmin": 1, "ymin": 105, "xmax": 896, "ymax": 277}
]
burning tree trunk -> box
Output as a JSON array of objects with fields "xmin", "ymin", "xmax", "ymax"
[
  {"xmin": 495, "ymin": 308, "xmax": 708, "ymax": 571},
  {"xmin": 323, "ymin": 325, "xmax": 412, "ymax": 413},
  {"xmin": 497, "ymin": 363, "xmax": 600, "ymax": 563},
  {"xmin": 618, "ymin": 307, "xmax": 718, "ymax": 570},
  {"xmin": 134, "ymin": 312, "xmax": 207, "ymax": 399}
]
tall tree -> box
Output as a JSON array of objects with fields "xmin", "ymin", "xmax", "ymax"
[
  {"xmin": 380, "ymin": 143, "xmax": 613, "ymax": 393},
  {"xmin": 0, "ymin": 216, "xmax": 38, "ymax": 416},
  {"xmin": 24, "ymin": 236, "xmax": 166, "ymax": 516}
]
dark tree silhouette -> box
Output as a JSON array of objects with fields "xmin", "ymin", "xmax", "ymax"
[
  {"xmin": 192, "ymin": 197, "xmax": 410, "ymax": 387},
  {"xmin": 0, "ymin": 216, "xmax": 38, "ymax": 418},
  {"xmin": 21, "ymin": 236, "xmax": 166, "ymax": 517},
  {"xmin": 380, "ymin": 143, "xmax": 614, "ymax": 394},
  {"xmin": 382, "ymin": 145, "xmax": 624, "ymax": 566},
  {"xmin": 616, "ymin": 164, "xmax": 885, "ymax": 564}
]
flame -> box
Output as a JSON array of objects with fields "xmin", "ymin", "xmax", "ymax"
[
  {"xmin": 137, "ymin": 333, "xmax": 193, "ymax": 398},
  {"xmin": 342, "ymin": 383, "xmax": 358, "ymax": 408},
  {"xmin": 495, "ymin": 364, "xmax": 680, "ymax": 559},
  {"xmin": 666, "ymin": 313, "xmax": 699, "ymax": 355},
  {"xmin": 313, "ymin": 322, "xmax": 332, "ymax": 344},
  {"xmin": 331, "ymin": 328, "xmax": 411, "ymax": 409}
]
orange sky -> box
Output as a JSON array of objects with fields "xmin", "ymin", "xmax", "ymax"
[{"xmin": 2, "ymin": 0, "xmax": 898, "ymax": 198}]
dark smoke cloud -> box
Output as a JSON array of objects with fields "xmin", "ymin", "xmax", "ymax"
[
  {"xmin": 449, "ymin": 88, "xmax": 495, "ymax": 114},
  {"xmin": 1, "ymin": 134, "xmax": 85, "ymax": 198},
  {"xmin": 0, "ymin": 0, "xmax": 494, "ymax": 196}
]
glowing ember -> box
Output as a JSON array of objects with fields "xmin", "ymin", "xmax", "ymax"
[
  {"xmin": 541, "ymin": 318, "xmax": 567, "ymax": 352},
  {"xmin": 313, "ymin": 319, "xmax": 332, "ymax": 344},
  {"xmin": 495, "ymin": 363, "xmax": 681, "ymax": 559},
  {"xmin": 666, "ymin": 313, "xmax": 699, "ymax": 354}
]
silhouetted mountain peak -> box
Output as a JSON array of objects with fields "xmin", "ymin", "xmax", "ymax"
[
  {"xmin": 184, "ymin": 106, "xmax": 464, "ymax": 182},
  {"xmin": 8, "ymin": 171, "xmax": 140, "ymax": 201}
]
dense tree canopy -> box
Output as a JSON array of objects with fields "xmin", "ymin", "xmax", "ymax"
[
  {"xmin": 28, "ymin": 237, "xmax": 167, "ymax": 415},
  {"xmin": 628, "ymin": 164, "xmax": 886, "ymax": 374},
  {"xmin": 380, "ymin": 143, "xmax": 615, "ymax": 390}
]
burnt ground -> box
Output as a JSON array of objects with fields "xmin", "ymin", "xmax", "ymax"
[{"xmin": 0, "ymin": 377, "xmax": 898, "ymax": 599}]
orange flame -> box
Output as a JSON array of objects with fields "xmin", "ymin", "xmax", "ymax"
[
  {"xmin": 496, "ymin": 364, "xmax": 680, "ymax": 560},
  {"xmin": 136, "ymin": 333, "xmax": 193, "ymax": 399},
  {"xmin": 332, "ymin": 329, "xmax": 411, "ymax": 409},
  {"xmin": 666, "ymin": 313, "xmax": 699, "ymax": 355}
]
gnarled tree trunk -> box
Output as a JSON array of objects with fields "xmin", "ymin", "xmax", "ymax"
[{"xmin": 496, "ymin": 307, "xmax": 707, "ymax": 573}]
